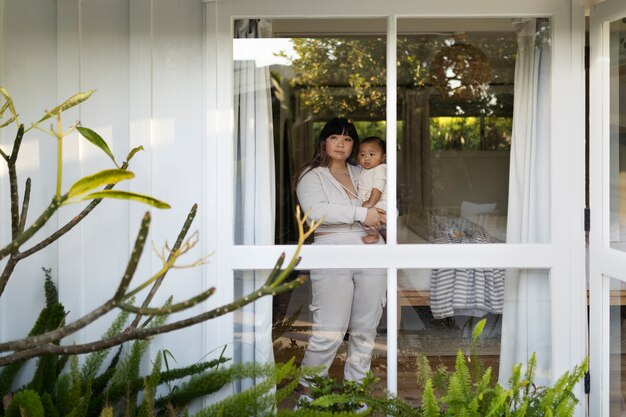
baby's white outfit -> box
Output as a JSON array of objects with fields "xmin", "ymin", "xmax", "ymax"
[{"xmin": 357, "ymin": 163, "xmax": 387, "ymax": 211}]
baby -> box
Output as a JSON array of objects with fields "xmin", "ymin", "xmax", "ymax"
[{"xmin": 357, "ymin": 136, "xmax": 387, "ymax": 244}]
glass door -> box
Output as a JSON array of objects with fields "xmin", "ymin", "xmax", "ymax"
[
  {"xmin": 589, "ymin": 1, "xmax": 626, "ymax": 415},
  {"xmin": 214, "ymin": 0, "xmax": 583, "ymax": 411}
]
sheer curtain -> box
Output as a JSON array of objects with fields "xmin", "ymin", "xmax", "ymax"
[
  {"xmin": 499, "ymin": 18, "xmax": 551, "ymax": 386},
  {"xmin": 233, "ymin": 19, "xmax": 275, "ymax": 388}
]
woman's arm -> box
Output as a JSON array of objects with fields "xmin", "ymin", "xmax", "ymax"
[{"xmin": 296, "ymin": 169, "xmax": 367, "ymax": 225}]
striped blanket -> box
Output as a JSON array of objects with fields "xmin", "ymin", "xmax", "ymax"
[{"xmin": 429, "ymin": 215, "xmax": 505, "ymax": 319}]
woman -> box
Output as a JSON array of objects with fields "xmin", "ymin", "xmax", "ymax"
[{"xmin": 295, "ymin": 117, "xmax": 387, "ymax": 390}]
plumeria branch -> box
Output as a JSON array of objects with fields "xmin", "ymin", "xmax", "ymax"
[{"xmin": 0, "ymin": 207, "xmax": 318, "ymax": 366}]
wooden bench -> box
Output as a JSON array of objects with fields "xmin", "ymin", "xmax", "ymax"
[{"xmin": 397, "ymin": 289, "xmax": 626, "ymax": 329}]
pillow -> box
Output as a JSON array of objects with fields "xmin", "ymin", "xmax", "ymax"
[{"xmin": 460, "ymin": 201, "xmax": 497, "ymax": 223}]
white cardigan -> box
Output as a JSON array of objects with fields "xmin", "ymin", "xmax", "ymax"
[{"xmin": 296, "ymin": 165, "xmax": 368, "ymax": 233}]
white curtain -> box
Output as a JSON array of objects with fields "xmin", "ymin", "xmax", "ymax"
[
  {"xmin": 499, "ymin": 18, "xmax": 551, "ymax": 386},
  {"xmin": 233, "ymin": 19, "xmax": 275, "ymax": 388}
]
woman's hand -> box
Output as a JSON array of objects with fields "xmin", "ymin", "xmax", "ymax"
[{"xmin": 363, "ymin": 207, "xmax": 386, "ymax": 228}]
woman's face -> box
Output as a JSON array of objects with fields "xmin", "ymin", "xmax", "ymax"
[{"xmin": 324, "ymin": 134, "xmax": 354, "ymax": 162}]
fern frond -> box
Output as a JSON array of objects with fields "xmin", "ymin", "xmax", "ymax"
[
  {"xmin": 159, "ymin": 357, "xmax": 230, "ymax": 383},
  {"xmin": 81, "ymin": 308, "xmax": 130, "ymax": 384},
  {"xmin": 453, "ymin": 349, "xmax": 472, "ymax": 399},
  {"xmin": 484, "ymin": 389, "xmax": 510, "ymax": 417},
  {"xmin": 193, "ymin": 360, "xmax": 301, "ymax": 417},
  {"xmin": 4, "ymin": 389, "xmax": 44, "ymax": 417},
  {"xmin": 421, "ymin": 379, "xmax": 440, "ymax": 417},
  {"xmin": 137, "ymin": 353, "xmax": 162, "ymax": 417},
  {"xmin": 415, "ymin": 353, "xmax": 433, "ymax": 389}
]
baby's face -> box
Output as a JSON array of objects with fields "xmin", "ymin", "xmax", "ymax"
[{"xmin": 358, "ymin": 142, "xmax": 385, "ymax": 169}]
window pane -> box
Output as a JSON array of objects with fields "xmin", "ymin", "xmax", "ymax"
[
  {"xmin": 609, "ymin": 277, "xmax": 626, "ymax": 415},
  {"xmin": 398, "ymin": 268, "xmax": 551, "ymax": 401},
  {"xmin": 609, "ymin": 18, "xmax": 626, "ymax": 250},
  {"xmin": 235, "ymin": 268, "xmax": 388, "ymax": 409},
  {"xmin": 397, "ymin": 18, "xmax": 551, "ymax": 245},
  {"xmin": 233, "ymin": 18, "xmax": 386, "ymax": 245}
]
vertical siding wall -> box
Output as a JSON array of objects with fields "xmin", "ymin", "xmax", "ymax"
[{"xmin": 0, "ymin": 0, "xmax": 221, "ymax": 385}]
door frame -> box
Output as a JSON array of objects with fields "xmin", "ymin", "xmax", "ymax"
[
  {"xmin": 207, "ymin": 0, "xmax": 586, "ymax": 404},
  {"xmin": 589, "ymin": 0, "xmax": 626, "ymax": 414}
]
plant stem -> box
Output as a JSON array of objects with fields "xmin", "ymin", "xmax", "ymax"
[
  {"xmin": 18, "ymin": 162, "xmax": 129, "ymax": 260},
  {"xmin": 0, "ymin": 196, "xmax": 65, "ymax": 262},
  {"xmin": 128, "ymin": 204, "xmax": 197, "ymax": 328},
  {"xmin": 56, "ymin": 114, "xmax": 62, "ymax": 199},
  {"xmin": 0, "ymin": 211, "xmax": 151, "ymax": 352}
]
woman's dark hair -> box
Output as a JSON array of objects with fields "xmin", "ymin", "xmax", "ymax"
[{"xmin": 294, "ymin": 117, "xmax": 360, "ymax": 187}]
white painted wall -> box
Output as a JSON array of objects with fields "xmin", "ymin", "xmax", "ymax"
[
  {"xmin": 0, "ymin": 0, "xmax": 220, "ymax": 386},
  {"xmin": 0, "ymin": 1, "xmax": 589, "ymax": 414}
]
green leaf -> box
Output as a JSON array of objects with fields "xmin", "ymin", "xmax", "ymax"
[
  {"xmin": 76, "ymin": 126, "xmax": 118, "ymax": 167},
  {"xmin": 125, "ymin": 146, "xmax": 144, "ymax": 164},
  {"xmin": 32, "ymin": 90, "xmax": 96, "ymax": 127},
  {"xmin": 0, "ymin": 115, "xmax": 17, "ymax": 129},
  {"xmin": 472, "ymin": 318, "xmax": 487, "ymax": 342},
  {"xmin": 422, "ymin": 380, "xmax": 441, "ymax": 417},
  {"xmin": 0, "ymin": 87, "xmax": 17, "ymax": 117},
  {"xmin": 78, "ymin": 190, "xmax": 171, "ymax": 209},
  {"xmin": 67, "ymin": 169, "xmax": 135, "ymax": 199}
]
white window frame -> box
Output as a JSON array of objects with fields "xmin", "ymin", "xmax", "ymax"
[
  {"xmin": 203, "ymin": 0, "xmax": 586, "ymax": 405},
  {"xmin": 589, "ymin": 0, "xmax": 626, "ymax": 415}
]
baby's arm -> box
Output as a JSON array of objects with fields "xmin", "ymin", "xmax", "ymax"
[
  {"xmin": 362, "ymin": 165, "xmax": 386, "ymax": 208},
  {"xmin": 362, "ymin": 188, "xmax": 383, "ymax": 208}
]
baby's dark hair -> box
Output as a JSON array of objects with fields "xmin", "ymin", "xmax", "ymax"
[{"xmin": 361, "ymin": 136, "xmax": 386, "ymax": 154}]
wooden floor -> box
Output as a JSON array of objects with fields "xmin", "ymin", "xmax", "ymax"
[{"xmin": 272, "ymin": 280, "xmax": 503, "ymax": 410}]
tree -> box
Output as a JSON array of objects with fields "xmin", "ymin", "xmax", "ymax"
[{"xmin": 0, "ymin": 88, "xmax": 319, "ymax": 367}]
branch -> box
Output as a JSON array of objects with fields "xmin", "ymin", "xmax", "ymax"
[
  {"xmin": 0, "ymin": 212, "xmax": 151, "ymax": 352},
  {"xmin": 119, "ymin": 287, "xmax": 216, "ymax": 315},
  {"xmin": 18, "ymin": 178, "xmax": 31, "ymax": 233},
  {"xmin": 0, "ymin": 147, "xmax": 8, "ymax": 163},
  {"xmin": 17, "ymin": 161, "xmax": 129, "ymax": 260},
  {"xmin": 128, "ymin": 204, "xmax": 197, "ymax": 329},
  {"xmin": 8, "ymin": 125, "xmax": 24, "ymax": 240},
  {"xmin": 0, "ymin": 275, "xmax": 307, "ymax": 366},
  {"xmin": 0, "ymin": 256, "xmax": 18, "ymax": 301},
  {"xmin": 0, "ymin": 196, "xmax": 65, "ymax": 263},
  {"xmin": 0, "ymin": 206, "xmax": 318, "ymax": 366}
]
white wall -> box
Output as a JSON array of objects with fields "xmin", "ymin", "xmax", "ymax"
[
  {"xmin": 0, "ymin": 0, "xmax": 220, "ymax": 386},
  {"xmin": 431, "ymin": 151, "xmax": 510, "ymax": 212}
]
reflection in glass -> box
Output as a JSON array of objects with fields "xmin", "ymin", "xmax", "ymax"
[
  {"xmin": 233, "ymin": 19, "xmax": 387, "ymax": 245},
  {"xmin": 236, "ymin": 269, "xmax": 388, "ymax": 408},
  {"xmin": 397, "ymin": 19, "xmax": 551, "ymax": 245},
  {"xmin": 397, "ymin": 268, "xmax": 550, "ymax": 400},
  {"xmin": 609, "ymin": 277, "xmax": 626, "ymax": 415},
  {"xmin": 609, "ymin": 19, "xmax": 626, "ymax": 250}
]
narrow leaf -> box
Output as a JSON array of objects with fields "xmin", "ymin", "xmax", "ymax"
[
  {"xmin": 76, "ymin": 126, "xmax": 118, "ymax": 167},
  {"xmin": 0, "ymin": 115, "xmax": 17, "ymax": 129},
  {"xmin": 79, "ymin": 190, "xmax": 171, "ymax": 209},
  {"xmin": 33, "ymin": 90, "xmax": 96, "ymax": 127},
  {"xmin": 125, "ymin": 146, "xmax": 144, "ymax": 163},
  {"xmin": 0, "ymin": 87, "xmax": 17, "ymax": 117},
  {"xmin": 472, "ymin": 318, "xmax": 487, "ymax": 343},
  {"xmin": 0, "ymin": 101, "xmax": 9, "ymax": 118},
  {"xmin": 67, "ymin": 169, "xmax": 135, "ymax": 198}
]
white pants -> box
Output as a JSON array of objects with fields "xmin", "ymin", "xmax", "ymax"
[{"xmin": 301, "ymin": 231, "xmax": 387, "ymax": 383}]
